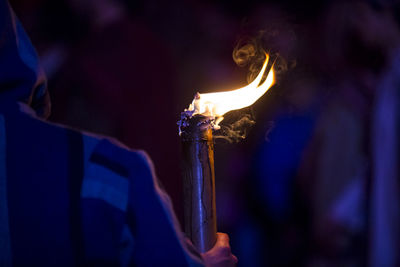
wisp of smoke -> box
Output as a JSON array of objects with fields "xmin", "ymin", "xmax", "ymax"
[
  {"xmin": 214, "ymin": 113, "xmax": 256, "ymax": 143},
  {"xmin": 213, "ymin": 33, "xmax": 287, "ymax": 143},
  {"xmin": 232, "ymin": 32, "xmax": 290, "ymax": 84}
]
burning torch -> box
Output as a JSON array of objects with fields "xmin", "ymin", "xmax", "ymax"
[{"xmin": 179, "ymin": 53, "xmax": 275, "ymax": 252}]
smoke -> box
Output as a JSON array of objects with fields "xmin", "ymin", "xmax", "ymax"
[
  {"xmin": 213, "ymin": 33, "xmax": 290, "ymax": 143},
  {"xmin": 232, "ymin": 32, "xmax": 291, "ymax": 84},
  {"xmin": 214, "ymin": 113, "xmax": 256, "ymax": 143}
]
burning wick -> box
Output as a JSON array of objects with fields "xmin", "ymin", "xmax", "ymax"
[{"xmin": 179, "ymin": 53, "xmax": 275, "ymax": 252}]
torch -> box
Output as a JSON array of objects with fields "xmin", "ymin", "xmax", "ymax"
[{"xmin": 179, "ymin": 53, "xmax": 275, "ymax": 252}]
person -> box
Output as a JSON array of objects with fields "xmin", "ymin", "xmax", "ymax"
[
  {"xmin": 0, "ymin": 0, "xmax": 237, "ymax": 266},
  {"xmin": 295, "ymin": 1, "xmax": 400, "ymax": 266}
]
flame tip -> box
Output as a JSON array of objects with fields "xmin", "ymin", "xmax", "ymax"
[{"xmin": 186, "ymin": 53, "xmax": 275, "ymax": 122}]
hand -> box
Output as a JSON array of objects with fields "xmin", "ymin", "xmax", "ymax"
[{"xmin": 201, "ymin": 233, "xmax": 238, "ymax": 267}]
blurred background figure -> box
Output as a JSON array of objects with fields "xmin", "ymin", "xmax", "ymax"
[
  {"xmin": 10, "ymin": 0, "xmax": 400, "ymax": 266},
  {"xmin": 301, "ymin": 2, "xmax": 400, "ymax": 266},
  {"xmin": 244, "ymin": 0, "xmax": 400, "ymax": 266}
]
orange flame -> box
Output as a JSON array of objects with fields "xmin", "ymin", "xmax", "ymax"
[{"xmin": 187, "ymin": 54, "xmax": 275, "ymax": 122}]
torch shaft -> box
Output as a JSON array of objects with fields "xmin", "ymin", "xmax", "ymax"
[{"xmin": 182, "ymin": 126, "xmax": 217, "ymax": 252}]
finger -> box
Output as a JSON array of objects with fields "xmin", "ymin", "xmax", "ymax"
[
  {"xmin": 232, "ymin": 254, "xmax": 238, "ymax": 264},
  {"xmin": 216, "ymin": 232, "xmax": 229, "ymax": 246}
]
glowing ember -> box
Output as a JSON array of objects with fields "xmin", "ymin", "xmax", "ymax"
[{"xmin": 186, "ymin": 53, "xmax": 275, "ymax": 122}]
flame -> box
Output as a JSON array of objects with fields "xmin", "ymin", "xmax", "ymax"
[{"xmin": 187, "ymin": 54, "xmax": 275, "ymax": 120}]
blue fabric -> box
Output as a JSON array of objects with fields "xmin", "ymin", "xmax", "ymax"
[
  {"xmin": 81, "ymin": 161, "xmax": 129, "ymax": 211},
  {"xmin": 5, "ymin": 106, "xmax": 75, "ymax": 265},
  {"xmin": 0, "ymin": 114, "xmax": 12, "ymax": 267},
  {"xmin": 0, "ymin": 0, "xmax": 49, "ymax": 117},
  {"xmin": 2, "ymin": 107, "xmax": 204, "ymax": 266},
  {"xmin": 0, "ymin": 0, "xmax": 204, "ymax": 265}
]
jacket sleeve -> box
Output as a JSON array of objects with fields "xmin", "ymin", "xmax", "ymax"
[
  {"xmin": 126, "ymin": 149, "xmax": 204, "ymax": 266},
  {"xmin": 82, "ymin": 137, "xmax": 204, "ymax": 266}
]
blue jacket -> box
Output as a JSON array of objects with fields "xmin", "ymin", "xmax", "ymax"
[{"xmin": 0, "ymin": 1, "xmax": 203, "ymax": 266}]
